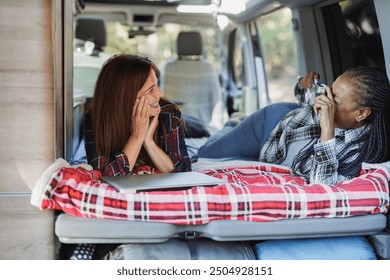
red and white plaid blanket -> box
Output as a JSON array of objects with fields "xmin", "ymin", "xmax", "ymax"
[{"xmin": 31, "ymin": 159, "xmax": 390, "ymax": 225}]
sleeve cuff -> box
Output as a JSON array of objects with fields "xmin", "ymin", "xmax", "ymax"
[
  {"xmin": 294, "ymin": 81, "xmax": 306, "ymax": 104},
  {"xmin": 112, "ymin": 152, "xmax": 131, "ymax": 175}
]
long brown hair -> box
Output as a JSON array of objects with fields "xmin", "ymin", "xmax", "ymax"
[{"xmin": 91, "ymin": 54, "xmax": 160, "ymax": 163}]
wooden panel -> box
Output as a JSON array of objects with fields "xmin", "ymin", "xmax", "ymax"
[
  {"xmin": 0, "ymin": 0, "xmax": 55, "ymax": 193},
  {"xmin": 0, "ymin": 0, "xmax": 57, "ymax": 259},
  {"xmin": 0, "ymin": 195, "xmax": 56, "ymax": 260},
  {"xmin": 0, "ymin": 1, "xmax": 52, "ymax": 42},
  {"xmin": 0, "ymin": 40, "xmax": 52, "ymax": 72},
  {"xmin": 0, "ymin": 87, "xmax": 52, "ymax": 103},
  {"xmin": 0, "ymin": 72, "xmax": 53, "ymax": 88},
  {"xmin": 0, "ymin": 160, "xmax": 53, "ymax": 192},
  {"xmin": 0, "ymin": 103, "xmax": 53, "ymax": 157}
]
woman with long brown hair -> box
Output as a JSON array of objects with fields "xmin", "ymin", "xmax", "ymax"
[{"xmin": 84, "ymin": 54, "xmax": 191, "ymax": 176}]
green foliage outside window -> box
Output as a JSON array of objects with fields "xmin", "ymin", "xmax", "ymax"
[{"xmin": 257, "ymin": 8, "xmax": 297, "ymax": 80}]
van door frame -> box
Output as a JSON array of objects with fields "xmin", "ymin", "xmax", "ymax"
[
  {"xmin": 248, "ymin": 21, "xmax": 269, "ymax": 109},
  {"xmin": 53, "ymin": 0, "xmax": 63, "ymax": 159},
  {"xmin": 54, "ymin": 0, "xmax": 73, "ymax": 161}
]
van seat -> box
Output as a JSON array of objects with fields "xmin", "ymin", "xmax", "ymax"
[{"xmin": 161, "ymin": 31, "xmax": 226, "ymax": 130}]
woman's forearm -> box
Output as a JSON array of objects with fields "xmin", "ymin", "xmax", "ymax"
[
  {"xmin": 122, "ymin": 135, "xmax": 144, "ymax": 172},
  {"xmin": 143, "ymin": 140, "xmax": 175, "ymax": 173}
]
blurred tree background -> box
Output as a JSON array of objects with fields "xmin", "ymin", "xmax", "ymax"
[
  {"xmin": 257, "ymin": 7, "xmax": 298, "ymax": 103},
  {"xmin": 104, "ymin": 22, "xmax": 221, "ymax": 71},
  {"xmin": 257, "ymin": 7, "xmax": 297, "ymax": 80},
  {"xmin": 82, "ymin": 7, "xmax": 298, "ymax": 103}
]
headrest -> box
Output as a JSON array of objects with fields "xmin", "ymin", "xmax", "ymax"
[
  {"xmin": 177, "ymin": 31, "xmax": 203, "ymax": 57},
  {"xmin": 75, "ymin": 16, "xmax": 107, "ymax": 50}
]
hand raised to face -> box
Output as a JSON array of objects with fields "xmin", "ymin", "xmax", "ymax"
[
  {"xmin": 313, "ymin": 84, "xmax": 336, "ymax": 141},
  {"xmin": 144, "ymin": 114, "xmax": 159, "ymax": 146},
  {"xmin": 131, "ymin": 96, "xmax": 151, "ymax": 140},
  {"xmin": 299, "ymin": 71, "xmax": 320, "ymax": 89}
]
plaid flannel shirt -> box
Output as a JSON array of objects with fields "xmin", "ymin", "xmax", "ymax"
[
  {"xmin": 260, "ymin": 83, "xmax": 370, "ymax": 185},
  {"xmin": 85, "ymin": 98, "xmax": 191, "ymax": 176}
]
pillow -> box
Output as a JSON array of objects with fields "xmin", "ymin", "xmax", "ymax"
[
  {"xmin": 184, "ymin": 115, "xmax": 210, "ymax": 138},
  {"xmin": 254, "ymin": 236, "xmax": 376, "ymax": 260},
  {"xmin": 107, "ymin": 238, "xmax": 256, "ymax": 260}
]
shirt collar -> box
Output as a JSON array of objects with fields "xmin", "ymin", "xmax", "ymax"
[
  {"xmin": 343, "ymin": 123, "xmax": 370, "ymax": 142},
  {"xmin": 335, "ymin": 127, "xmax": 345, "ymax": 137}
]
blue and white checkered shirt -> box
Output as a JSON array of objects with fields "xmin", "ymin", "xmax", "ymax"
[{"xmin": 260, "ymin": 84, "xmax": 370, "ymax": 185}]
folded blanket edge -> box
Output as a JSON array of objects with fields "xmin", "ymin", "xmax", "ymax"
[
  {"xmin": 30, "ymin": 158, "xmax": 70, "ymax": 208},
  {"xmin": 362, "ymin": 161, "xmax": 390, "ymax": 179}
]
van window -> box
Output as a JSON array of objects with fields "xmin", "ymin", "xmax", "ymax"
[
  {"xmin": 256, "ymin": 7, "xmax": 298, "ymax": 103},
  {"xmin": 102, "ymin": 22, "xmax": 222, "ymax": 72},
  {"xmin": 323, "ymin": 0, "xmax": 385, "ymax": 76}
]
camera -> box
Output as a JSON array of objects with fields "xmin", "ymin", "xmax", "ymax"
[
  {"xmin": 303, "ymin": 79, "xmax": 327, "ymax": 105},
  {"xmin": 313, "ymin": 79, "xmax": 326, "ymax": 96}
]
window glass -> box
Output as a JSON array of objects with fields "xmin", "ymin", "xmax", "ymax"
[
  {"xmin": 102, "ymin": 22, "xmax": 221, "ymax": 71},
  {"xmin": 232, "ymin": 29, "xmax": 244, "ymax": 88},
  {"xmin": 73, "ymin": 21, "xmax": 222, "ymax": 97},
  {"xmin": 256, "ymin": 7, "xmax": 298, "ymax": 103}
]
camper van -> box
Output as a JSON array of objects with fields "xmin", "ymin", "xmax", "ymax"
[{"xmin": 0, "ymin": 0, "xmax": 389, "ymax": 261}]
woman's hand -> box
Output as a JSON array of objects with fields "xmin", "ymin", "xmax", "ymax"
[
  {"xmin": 122, "ymin": 97, "xmax": 151, "ymax": 170},
  {"xmin": 313, "ymin": 85, "xmax": 336, "ymax": 141},
  {"xmin": 131, "ymin": 96, "xmax": 150, "ymax": 140},
  {"xmin": 299, "ymin": 71, "xmax": 320, "ymax": 88},
  {"xmin": 142, "ymin": 109, "xmax": 175, "ymax": 173},
  {"xmin": 144, "ymin": 114, "xmax": 159, "ymax": 146}
]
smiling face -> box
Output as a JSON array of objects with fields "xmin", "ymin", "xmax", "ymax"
[
  {"xmin": 331, "ymin": 73, "xmax": 370, "ymax": 129},
  {"xmin": 136, "ymin": 68, "xmax": 164, "ymax": 117}
]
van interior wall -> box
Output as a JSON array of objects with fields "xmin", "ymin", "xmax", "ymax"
[
  {"xmin": 0, "ymin": 0, "xmax": 56, "ymax": 259},
  {"xmin": 374, "ymin": 0, "xmax": 390, "ymax": 75}
]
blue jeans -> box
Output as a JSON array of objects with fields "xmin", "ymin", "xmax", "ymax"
[{"xmin": 197, "ymin": 102, "xmax": 300, "ymax": 160}]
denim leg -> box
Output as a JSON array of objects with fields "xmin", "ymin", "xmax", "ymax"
[
  {"xmin": 197, "ymin": 102, "xmax": 300, "ymax": 159},
  {"xmin": 255, "ymin": 102, "xmax": 301, "ymax": 150}
]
